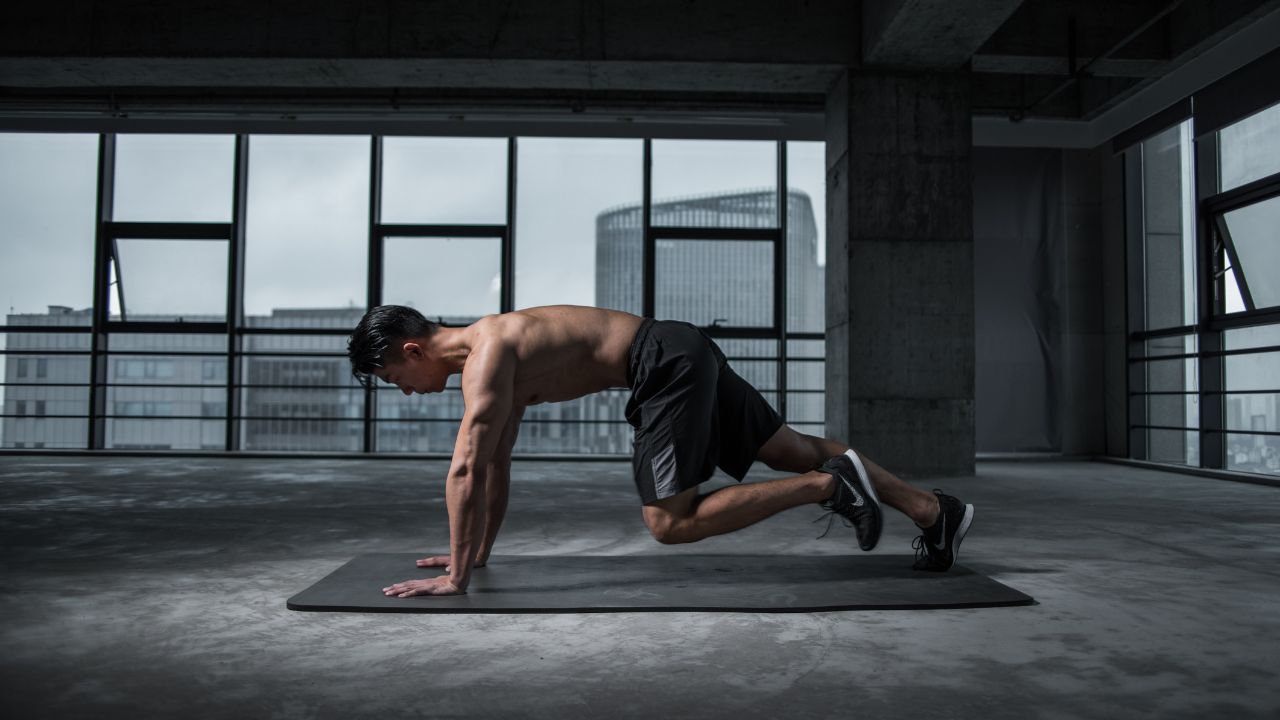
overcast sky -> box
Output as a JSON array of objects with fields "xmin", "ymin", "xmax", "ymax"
[{"xmin": 1, "ymin": 134, "xmax": 823, "ymax": 322}]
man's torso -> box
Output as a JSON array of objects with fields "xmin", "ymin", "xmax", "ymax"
[{"xmin": 474, "ymin": 305, "xmax": 645, "ymax": 408}]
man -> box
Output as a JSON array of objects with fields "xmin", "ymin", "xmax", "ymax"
[{"xmin": 347, "ymin": 304, "xmax": 974, "ymax": 598}]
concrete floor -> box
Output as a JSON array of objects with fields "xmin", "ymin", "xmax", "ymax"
[{"xmin": 2, "ymin": 456, "xmax": 1278, "ymax": 719}]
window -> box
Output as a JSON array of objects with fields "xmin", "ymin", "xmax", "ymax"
[
  {"xmin": 655, "ymin": 239, "xmax": 774, "ymax": 327},
  {"xmin": 36, "ymin": 358, "xmax": 47, "ymax": 379},
  {"xmin": 109, "ymin": 239, "xmax": 229, "ymax": 322},
  {"xmin": 515, "ymin": 138, "xmax": 642, "ymax": 312},
  {"xmin": 652, "ymin": 140, "xmax": 777, "ymax": 227},
  {"xmin": 244, "ymin": 135, "xmax": 369, "ymax": 322},
  {"xmin": 1219, "ymin": 102, "xmax": 1280, "ymax": 192},
  {"xmin": 0, "ymin": 133, "xmax": 97, "ymax": 325},
  {"xmin": 382, "ymin": 236, "xmax": 502, "ymax": 324},
  {"xmin": 16, "ymin": 358, "xmax": 28, "ymax": 378},
  {"xmin": 382, "ymin": 137, "xmax": 507, "ymax": 224},
  {"xmin": 113, "ymin": 134, "xmax": 235, "ymax": 222}
]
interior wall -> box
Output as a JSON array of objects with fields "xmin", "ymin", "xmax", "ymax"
[
  {"xmin": 973, "ymin": 145, "xmax": 1113, "ymax": 455},
  {"xmin": 973, "ymin": 146, "xmax": 1064, "ymax": 452}
]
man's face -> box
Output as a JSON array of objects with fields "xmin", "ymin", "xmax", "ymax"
[{"xmin": 374, "ymin": 342, "xmax": 443, "ymax": 396}]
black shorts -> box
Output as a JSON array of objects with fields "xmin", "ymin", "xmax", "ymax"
[{"xmin": 624, "ymin": 318, "xmax": 785, "ymax": 505}]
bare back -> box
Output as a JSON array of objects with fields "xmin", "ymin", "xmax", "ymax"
[{"xmin": 475, "ymin": 305, "xmax": 645, "ymax": 407}]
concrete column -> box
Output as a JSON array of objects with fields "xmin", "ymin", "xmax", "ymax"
[{"xmin": 824, "ymin": 69, "xmax": 975, "ymax": 476}]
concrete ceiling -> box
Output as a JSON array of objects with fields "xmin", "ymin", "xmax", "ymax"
[{"xmin": 0, "ymin": 0, "xmax": 1276, "ymax": 124}]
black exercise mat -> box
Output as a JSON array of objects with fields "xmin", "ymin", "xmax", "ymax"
[{"xmin": 287, "ymin": 553, "xmax": 1033, "ymax": 613}]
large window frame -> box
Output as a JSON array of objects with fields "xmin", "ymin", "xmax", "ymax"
[
  {"xmin": 1126, "ymin": 103, "xmax": 1280, "ymax": 476},
  {"xmin": 1, "ymin": 132, "xmax": 825, "ymax": 455}
]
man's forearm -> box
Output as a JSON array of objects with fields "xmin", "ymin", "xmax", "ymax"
[
  {"xmin": 475, "ymin": 465, "xmax": 510, "ymax": 563},
  {"xmin": 445, "ymin": 470, "xmax": 488, "ymax": 590}
]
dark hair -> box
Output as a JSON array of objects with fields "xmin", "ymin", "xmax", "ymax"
[{"xmin": 347, "ymin": 305, "xmax": 440, "ymax": 387}]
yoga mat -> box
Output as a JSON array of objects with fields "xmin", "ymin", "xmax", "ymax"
[{"xmin": 287, "ymin": 553, "xmax": 1033, "ymax": 613}]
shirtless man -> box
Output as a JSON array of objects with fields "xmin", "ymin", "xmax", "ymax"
[{"xmin": 346, "ymin": 304, "xmax": 975, "ymax": 598}]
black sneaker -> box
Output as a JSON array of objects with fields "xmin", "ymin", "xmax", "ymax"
[
  {"xmin": 815, "ymin": 450, "xmax": 883, "ymax": 551},
  {"xmin": 912, "ymin": 489, "xmax": 974, "ymax": 572}
]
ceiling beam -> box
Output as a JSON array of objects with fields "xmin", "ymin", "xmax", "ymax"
[
  {"xmin": 862, "ymin": 0, "xmax": 1026, "ymax": 68},
  {"xmin": 972, "ymin": 55, "xmax": 1168, "ymax": 78}
]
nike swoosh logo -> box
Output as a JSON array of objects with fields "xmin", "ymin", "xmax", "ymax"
[
  {"xmin": 936, "ymin": 513, "xmax": 947, "ymax": 551},
  {"xmin": 843, "ymin": 479, "xmax": 864, "ymax": 507}
]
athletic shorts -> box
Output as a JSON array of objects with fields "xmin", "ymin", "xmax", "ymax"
[{"xmin": 624, "ymin": 318, "xmax": 785, "ymax": 505}]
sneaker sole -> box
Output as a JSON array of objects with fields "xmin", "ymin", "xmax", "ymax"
[
  {"xmin": 844, "ymin": 450, "xmax": 882, "ymax": 551},
  {"xmin": 950, "ymin": 503, "xmax": 974, "ymax": 566}
]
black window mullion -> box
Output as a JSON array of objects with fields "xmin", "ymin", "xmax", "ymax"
[
  {"xmin": 643, "ymin": 139, "xmax": 654, "ymax": 319},
  {"xmin": 504, "ymin": 136, "xmax": 516, "ymax": 314},
  {"xmin": 364, "ymin": 135, "xmax": 383, "ymax": 454},
  {"xmin": 776, "ymin": 140, "xmax": 787, "ymax": 423},
  {"xmin": 88, "ymin": 133, "xmax": 116, "ymax": 450},
  {"xmin": 226, "ymin": 134, "xmax": 249, "ymax": 452}
]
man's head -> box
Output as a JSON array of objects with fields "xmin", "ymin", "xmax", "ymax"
[{"xmin": 347, "ymin": 305, "xmax": 441, "ymax": 392}]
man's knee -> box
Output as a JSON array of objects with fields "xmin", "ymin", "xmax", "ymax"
[{"xmin": 642, "ymin": 506, "xmax": 693, "ymax": 544}]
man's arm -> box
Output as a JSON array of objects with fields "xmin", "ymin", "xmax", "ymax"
[
  {"xmin": 476, "ymin": 404, "xmax": 524, "ymax": 564},
  {"xmin": 416, "ymin": 404, "xmax": 524, "ymax": 569},
  {"xmin": 382, "ymin": 334, "xmax": 514, "ymax": 598}
]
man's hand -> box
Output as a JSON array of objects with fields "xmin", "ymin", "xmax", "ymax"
[
  {"xmin": 382, "ymin": 576, "xmax": 464, "ymax": 598},
  {"xmin": 415, "ymin": 555, "xmax": 488, "ymax": 572}
]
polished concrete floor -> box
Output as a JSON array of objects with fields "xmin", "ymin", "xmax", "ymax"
[{"xmin": 2, "ymin": 455, "xmax": 1278, "ymax": 719}]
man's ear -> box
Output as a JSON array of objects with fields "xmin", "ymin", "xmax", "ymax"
[{"xmin": 401, "ymin": 341, "xmax": 423, "ymax": 360}]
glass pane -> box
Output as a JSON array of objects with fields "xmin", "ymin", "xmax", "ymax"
[
  {"xmin": 0, "ymin": 133, "xmax": 97, "ymax": 325},
  {"xmin": 1144, "ymin": 334, "xmax": 1195, "ymax": 358},
  {"xmin": 383, "ymin": 236, "xmax": 501, "ymax": 324},
  {"xmin": 655, "ymin": 239, "xmax": 773, "ymax": 327},
  {"xmin": 113, "ymin": 134, "xmax": 234, "ymax": 222},
  {"xmin": 2, "ymin": 419, "xmax": 88, "ymax": 449},
  {"xmin": 244, "ymin": 135, "xmax": 369, "ymax": 319},
  {"xmin": 382, "ymin": 137, "xmax": 507, "ymax": 224},
  {"xmin": 241, "ymin": 355, "xmax": 359, "ymax": 388},
  {"xmin": 787, "ymin": 392, "xmax": 824, "ymax": 424},
  {"xmin": 109, "ymin": 239, "xmax": 228, "ymax": 321},
  {"xmin": 594, "ymin": 197, "xmax": 644, "ymax": 316},
  {"xmin": 1225, "ymin": 393, "xmax": 1280, "ymax": 433},
  {"xmin": 376, "ymin": 378, "xmax": 462, "ymax": 452},
  {"xmin": 1226, "ymin": 432, "xmax": 1280, "ymax": 475},
  {"xmin": 1143, "ymin": 357, "xmax": 1198, "ymax": 394},
  {"xmin": 242, "ymin": 334, "xmax": 351, "ymax": 355},
  {"xmin": 1224, "ymin": 351, "xmax": 1279, "ymax": 392},
  {"xmin": 1141, "ymin": 121, "xmax": 1195, "ymax": 330},
  {"xmin": 107, "ymin": 386, "xmax": 225, "ymax": 417},
  {"xmin": 242, "ymin": 419, "xmax": 363, "ymax": 452},
  {"xmin": 787, "ymin": 338, "xmax": 825, "ymax": 358},
  {"xmin": 109, "ymin": 334, "xmax": 227, "ymax": 353},
  {"xmin": 652, "ymin": 140, "xmax": 777, "ymax": 227},
  {"xmin": 514, "ymin": 138, "xmax": 642, "ymax": 311},
  {"xmin": 105, "ymin": 418, "xmax": 224, "ymax": 450},
  {"xmin": 239, "ymin": 350, "xmax": 362, "ymax": 451},
  {"xmin": 787, "ymin": 141, "xmax": 825, "ymax": 333},
  {"xmin": 787, "ymin": 360, "xmax": 824, "ymax": 391},
  {"xmin": 1218, "ymin": 102, "xmax": 1280, "ymax": 192},
  {"xmin": 1222, "ymin": 196, "xmax": 1280, "ymax": 309},
  {"xmin": 1144, "ymin": 428, "xmax": 1199, "ymax": 466},
  {"xmin": 107, "ymin": 355, "xmax": 223, "ymax": 386},
  {"xmin": 1224, "ymin": 325, "xmax": 1280, "ymax": 352}
]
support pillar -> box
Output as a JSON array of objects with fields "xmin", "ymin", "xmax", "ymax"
[{"xmin": 824, "ymin": 69, "xmax": 975, "ymax": 476}]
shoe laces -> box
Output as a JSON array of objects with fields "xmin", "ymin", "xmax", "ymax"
[
  {"xmin": 812, "ymin": 509, "xmax": 854, "ymax": 539},
  {"xmin": 912, "ymin": 534, "xmax": 932, "ymax": 566}
]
